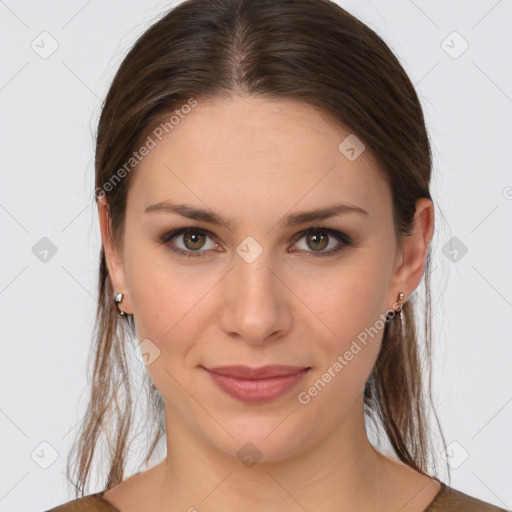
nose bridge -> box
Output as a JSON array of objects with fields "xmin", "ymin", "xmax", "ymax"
[{"xmin": 234, "ymin": 234, "xmax": 280, "ymax": 302}]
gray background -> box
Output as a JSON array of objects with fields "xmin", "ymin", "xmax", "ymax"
[{"xmin": 1, "ymin": 0, "xmax": 511, "ymax": 510}]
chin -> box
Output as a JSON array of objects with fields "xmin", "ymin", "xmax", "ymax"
[{"xmin": 197, "ymin": 413, "xmax": 317, "ymax": 466}]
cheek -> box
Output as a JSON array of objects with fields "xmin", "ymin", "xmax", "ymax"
[
  {"xmin": 125, "ymin": 241, "xmax": 225, "ymax": 369},
  {"xmin": 124, "ymin": 250, "xmax": 215, "ymax": 410},
  {"xmin": 296, "ymin": 254, "xmax": 389, "ymax": 345},
  {"xmin": 293, "ymin": 255, "xmax": 390, "ymax": 400},
  {"xmin": 129, "ymin": 263, "xmax": 210, "ymax": 344},
  {"xmin": 296, "ymin": 298, "xmax": 385, "ymax": 420}
]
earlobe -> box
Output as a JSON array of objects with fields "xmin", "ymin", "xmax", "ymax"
[{"xmin": 97, "ymin": 197, "xmax": 132, "ymax": 315}]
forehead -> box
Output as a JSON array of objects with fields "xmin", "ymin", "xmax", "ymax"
[{"xmin": 128, "ymin": 95, "xmax": 391, "ymax": 224}]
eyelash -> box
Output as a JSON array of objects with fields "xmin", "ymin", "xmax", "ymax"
[{"xmin": 158, "ymin": 227, "xmax": 351, "ymax": 259}]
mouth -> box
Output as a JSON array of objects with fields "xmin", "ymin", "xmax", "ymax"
[{"xmin": 201, "ymin": 365, "xmax": 311, "ymax": 403}]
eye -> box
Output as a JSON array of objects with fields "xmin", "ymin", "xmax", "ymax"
[
  {"xmin": 159, "ymin": 227, "xmax": 351, "ymax": 258},
  {"xmin": 290, "ymin": 228, "xmax": 350, "ymax": 258},
  {"xmin": 159, "ymin": 228, "xmax": 217, "ymax": 257}
]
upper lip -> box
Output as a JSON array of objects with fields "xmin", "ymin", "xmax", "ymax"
[{"xmin": 204, "ymin": 365, "xmax": 310, "ymax": 380}]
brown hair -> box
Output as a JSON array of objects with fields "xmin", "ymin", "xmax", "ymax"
[{"xmin": 66, "ymin": 0, "xmax": 450, "ymax": 497}]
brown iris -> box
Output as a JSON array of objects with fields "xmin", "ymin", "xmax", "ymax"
[
  {"xmin": 182, "ymin": 231, "xmax": 207, "ymax": 251},
  {"xmin": 305, "ymin": 231, "xmax": 329, "ymax": 252}
]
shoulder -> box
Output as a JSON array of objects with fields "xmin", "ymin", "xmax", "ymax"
[
  {"xmin": 43, "ymin": 493, "xmax": 120, "ymax": 512},
  {"xmin": 426, "ymin": 482, "xmax": 509, "ymax": 511},
  {"xmin": 45, "ymin": 467, "xmax": 154, "ymax": 512}
]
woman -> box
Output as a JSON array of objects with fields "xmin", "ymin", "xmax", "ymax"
[{"xmin": 45, "ymin": 0, "xmax": 507, "ymax": 510}]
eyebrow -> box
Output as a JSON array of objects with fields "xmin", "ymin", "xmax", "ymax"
[{"xmin": 144, "ymin": 201, "xmax": 368, "ymax": 230}]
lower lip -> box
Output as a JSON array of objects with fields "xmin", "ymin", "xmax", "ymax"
[{"xmin": 204, "ymin": 368, "xmax": 310, "ymax": 403}]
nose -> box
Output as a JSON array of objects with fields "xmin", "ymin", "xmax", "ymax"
[{"xmin": 218, "ymin": 248, "xmax": 293, "ymax": 346}]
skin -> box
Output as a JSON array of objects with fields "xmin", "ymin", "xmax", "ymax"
[{"xmin": 98, "ymin": 94, "xmax": 438, "ymax": 512}]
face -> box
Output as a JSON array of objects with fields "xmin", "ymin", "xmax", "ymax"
[{"xmin": 99, "ymin": 94, "xmax": 432, "ymax": 463}]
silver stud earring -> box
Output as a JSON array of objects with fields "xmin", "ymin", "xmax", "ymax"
[{"xmin": 114, "ymin": 292, "xmax": 126, "ymax": 317}]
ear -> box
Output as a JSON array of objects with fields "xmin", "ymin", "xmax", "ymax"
[
  {"xmin": 97, "ymin": 196, "xmax": 133, "ymax": 314},
  {"xmin": 387, "ymin": 198, "xmax": 435, "ymax": 309}
]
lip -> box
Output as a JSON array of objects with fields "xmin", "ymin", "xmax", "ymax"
[{"xmin": 202, "ymin": 365, "xmax": 311, "ymax": 403}]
